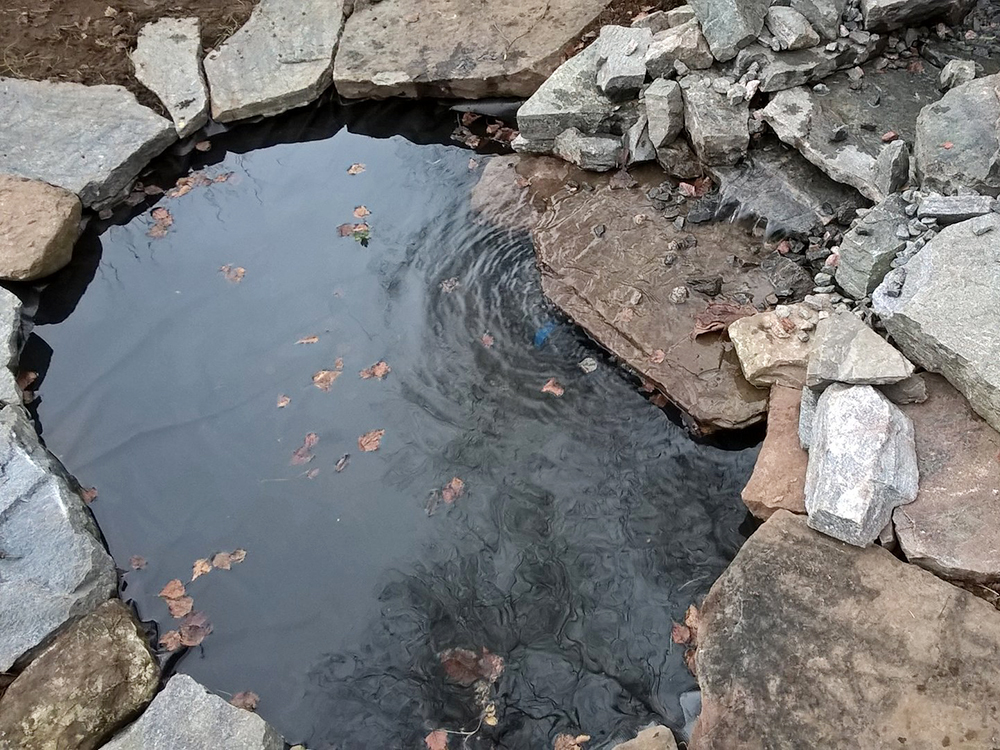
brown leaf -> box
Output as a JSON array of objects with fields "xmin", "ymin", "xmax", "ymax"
[
  {"xmin": 159, "ymin": 579, "xmax": 186, "ymax": 600},
  {"xmin": 441, "ymin": 477, "xmax": 465, "ymax": 504},
  {"xmin": 692, "ymin": 300, "xmax": 757, "ymax": 338},
  {"xmin": 337, "ymin": 222, "xmax": 357, "ymax": 237},
  {"xmin": 358, "ymin": 429, "xmax": 385, "ymax": 452},
  {"xmin": 425, "ymin": 729, "xmax": 449, "ymax": 750},
  {"xmin": 212, "ymin": 552, "xmax": 233, "ymax": 570},
  {"xmin": 942, "ymin": 141, "xmax": 954, "ymax": 150},
  {"xmin": 220, "ymin": 265, "xmax": 246, "ymax": 283},
  {"xmin": 178, "ymin": 611, "xmax": 212, "ymax": 647},
  {"xmin": 167, "ymin": 595, "xmax": 194, "ymax": 618},
  {"xmin": 296, "ymin": 335, "xmax": 319, "ymax": 345},
  {"xmin": 461, "ymin": 112, "xmax": 481, "ymax": 127},
  {"xmin": 541, "ymin": 378, "xmax": 565, "ymax": 397},
  {"xmin": 671, "ymin": 622, "xmax": 692, "ymax": 645},
  {"xmin": 480, "ymin": 333, "xmax": 494, "ymax": 348},
  {"xmin": 148, "ymin": 223, "xmax": 169, "ymax": 239},
  {"xmin": 192, "ymin": 558, "xmax": 212, "ymax": 581},
  {"xmin": 79, "ymin": 487, "xmax": 98, "ymax": 504},
  {"xmin": 129, "ymin": 555, "xmax": 147, "ymax": 570},
  {"xmin": 335, "ymin": 454, "xmax": 350, "ymax": 472},
  {"xmin": 359, "ymin": 360, "xmax": 391, "ymax": 380},
  {"xmin": 291, "ymin": 432, "xmax": 319, "ymax": 465},
  {"xmin": 649, "ymin": 349, "xmax": 666, "ymax": 364},
  {"xmin": 439, "ymin": 647, "xmax": 504, "ymax": 686},
  {"xmin": 277, "ymin": 395, "xmax": 290, "ymax": 408},
  {"xmin": 347, "ymin": 163, "xmax": 366, "ymax": 175},
  {"xmin": 151, "ymin": 207, "xmax": 173, "ymax": 225},
  {"xmin": 554, "ymin": 734, "xmax": 591, "ymax": 750},
  {"xmin": 159, "ymin": 630, "xmax": 182, "ymax": 651},
  {"xmin": 312, "ymin": 369, "xmax": 341, "ymax": 391},
  {"xmin": 679, "ymin": 175, "xmax": 713, "ymax": 198},
  {"xmin": 230, "ymin": 548, "xmax": 247, "ymax": 564},
  {"xmin": 16, "ymin": 370, "xmax": 38, "ymax": 390},
  {"xmin": 353, "ymin": 205, "xmax": 370, "ymax": 218},
  {"xmin": 195, "ymin": 140, "xmax": 212, "ymax": 152},
  {"xmin": 230, "ymin": 691, "xmax": 259, "ymax": 711}
]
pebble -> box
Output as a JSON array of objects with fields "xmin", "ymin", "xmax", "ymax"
[
  {"xmin": 669, "ymin": 286, "xmax": 689, "ymax": 303},
  {"xmin": 593, "ymin": 224, "xmax": 606, "ymax": 237},
  {"xmin": 829, "ymin": 124, "xmax": 848, "ymax": 142},
  {"xmin": 814, "ymin": 272, "xmax": 833, "ymax": 285},
  {"xmin": 814, "ymin": 285, "xmax": 836, "ymax": 294},
  {"xmin": 972, "ymin": 215, "xmax": 994, "ymax": 235},
  {"xmin": 895, "ymin": 224, "xmax": 911, "ymax": 239},
  {"xmin": 663, "ymin": 252, "xmax": 678, "ymax": 266}
]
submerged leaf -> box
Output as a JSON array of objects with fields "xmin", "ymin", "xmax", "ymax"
[
  {"xmin": 178, "ymin": 611, "xmax": 212, "ymax": 647},
  {"xmin": 359, "ymin": 360, "xmax": 391, "ymax": 380},
  {"xmin": 312, "ymin": 369, "xmax": 341, "ymax": 391},
  {"xmin": 231, "ymin": 691, "xmax": 260, "ymax": 711},
  {"xmin": 230, "ymin": 548, "xmax": 247, "ymax": 564},
  {"xmin": 129, "ymin": 555, "xmax": 147, "ymax": 570},
  {"xmin": 347, "ymin": 163, "xmax": 366, "ymax": 175},
  {"xmin": 166, "ymin": 595, "xmax": 194, "ymax": 618},
  {"xmin": 277, "ymin": 394, "xmax": 290, "ymax": 408},
  {"xmin": 353, "ymin": 205, "xmax": 370, "ymax": 218},
  {"xmin": 358, "ymin": 429, "xmax": 385, "ymax": 452},
  {"xmin": 541, "ymin": 378, "xmax": 565, "ymax": 397},
  {"xmin": 212, "ymin": 552, "xmax": 233, "ymax": 570},
  {"xmin": 292, "ymin": 433, "xmax": 319, "ymax": 465},
  {"xmin": 79, "ymin": 487, "xmax": 98, "ymax": 504},
  {"xmin": 554, "ymin": 734, "xmax": 591, "ymax": 750},
  {"xmin": 438, "ymin": 647, "xmax": 504, "ymax": 686},
  {"xmin": 219, "ymin": 264, "xmax": 246, "ymax": 283},
  {"xmin": 480, "ymin": 333, "xmax": 494, "ymax": 348},
  {"xmin": 159, "ymin": 630, "xmax": 182, "ymax": 651},
  {"xmin": 158, "ymin": 579, "xmax": 186, "ymax": 601},
  {"xmin": 425, "ymin": 729, "xmax": 449, "ymax": 750},
  {"xmin": 441, "ymin": 477, "xmax": 465, "ymax": 504}
]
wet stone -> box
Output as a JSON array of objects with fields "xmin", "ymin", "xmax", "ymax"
[
  {"xmin": 596, "ymin": 26, "xmax": 652, "ymax": 99},
  {"xmin": 741, "ymin": 384, "xmax": 808, "ymax": 519},
  {"xmin": 612, "ymin": 725, "xmax": 679, "ymax": 750},
  {"xmin": 806, "ymin": 310, "xmax": 914, "ymax": 387},
  {"xmin": 0, "ymin": 174, "xmax": 81, "ymax": 282}
]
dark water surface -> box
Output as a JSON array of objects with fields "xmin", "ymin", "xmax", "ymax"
[{"xmin": 30, "ymin": 104, "xmax": 758, "ymax": 749}]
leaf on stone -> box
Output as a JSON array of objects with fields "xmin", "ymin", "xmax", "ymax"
[
  {"xmin": 148, "ymin": 223, "xmax": 169, "ymax": 239},
  {"xmin": 159, "ymin": 579, "xmax": 186, "ymax": 600},
  {"xmin": 212, "ymin": 552, "xmax": 233, "ymax": 570},
  {"xmin": 130, "ymin": 555, "xmax": 147, "ymax": 570},
  {"xmin": 347, "ymin": 163, "xmax": 366, "ymax": 175},
  {"xmin": 359, "ymin": 429, "xmax": 385, "ymax": 452},
  {"xmin": 440, "ymin": 277, "xmax": 460, "ymax": 293},
  {"xmin": 296, "ymin": 335, "xmax": 319, "ymax": 345},
  {"xmin": 692, "ymin": 300, "xmax": 756, "ymax": 338},
  {"xmin": 425, "ymin": 729, "xmax": 449, "ymax": 750},
  {"xmin": 277, "ymin": 394, "xmax": 290, "ymax": 408},
  {"xmin": 159, "ymin": 630, "xmax": 182, "ymax": 651},
  {"xmin": 649, "ymin": 349, "xmax": 666, "ymax": 364},
  {"xmin": 230, "ymin": 691, "xmax": 259, "ymax": 711},
  {"xmin": 554, "ymin": 734, "xmax": 591, "ymax": 750},
  {"xmin": 220, "ymin": 265, "xmax": 246, "ymax": 283},
  {"xmin": 230, "ymin": 548, "xmax": 247, "ymax": 564},
  {"xmin": 335, "ymin": 454, "xmax": 350, "ymax": 472},
  {"xmin": 671, "ymin": 622, "xmax": 692, "ymax": 645},
  {"xmin": 360, "ymin": 360, "xmax": 391, "ymax": 380},
  {"xmin": 195, "ymin": 140, "xmax": 212, "ymax": 152},
  {"xmin": 354, "ymin": 205, "xmax": 370, "ymax": 218},
  {"xmin": 192, "ymin": 558, "xmax": 212, "ymax": 581},
  {"xmin": 881, "ymin": 130, "xmax": 898, "ymax": 143},
  {"xmin": 441, "ymin": 477, "xmax": 465, "ymax": 504},
  {"xmin": 312, "ymin": 369, "xmax": 342, "ymax": 391},
  {"xmin": 79, "ymin": 486, "xmax": 98, "ymax": 504},
  {"xmin": 16, "ymin": 370, "xmax": 38, "ymax": 390},
  {"xmin": 541, "ymin": 378, "xmax": 565, "ymax": 397},
  {"xmin": 438, "ymin": 647, "xmax": 504, "ymax": 686},
  {"xmin": 292, "ymin": 432, "xmax": 319, "ymax": 465},
  {"xmin": 179, "ymin": 611, "xmax": 213, "ymax": 647},
  {"xmin": 167, "ymin": 595, "xmax": 194, "ymax": 618},
  {"xmin": 480, "ymin": 332, "xmax": 494, "ymax": 348}
]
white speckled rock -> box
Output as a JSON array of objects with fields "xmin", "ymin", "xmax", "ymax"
[{"xmin": 0, "ymin": 286, "xmax": 21, "ymax": 405}]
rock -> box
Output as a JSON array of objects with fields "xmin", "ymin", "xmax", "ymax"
[
  {"xmin": 596, "ymin": 26, "xmax": 652, "ymax": 99},
  {"xmin": 0, "ymin": 287, "xmax": 22, "ymax": 406},
  {"xmin": 860, "ymin": 0, "xmax": 975, "ymax": 31},
  {"xmin": 0, "ymin": 174, "xmax": 81, "ymax": 281},
  {"xmin": 939, "ymin": 58, "xmax": 977, "ymax": 90},
  {"xmin": 835, "ymin": 194, "xmax": 908, "ymax": 298},
  {"xmin": 879, "ymin": 373, "xmax": 928, "ymax": 404},
  {"xmin": 760, "ymin": 254, "xmax": 813, "ymax": 298},
  {"xmin": 656, "ymin": 139, "xmax": 703, "ymax": 179},
  {"xmin": 687, "ymin": 0, "xmax": 770, "ymax": 62},
  {"xmin": 805, "ymin": 384, "xmax": 918, "ymax": 546},
  {"xmin": 742, "ymin": 384, "xmax": 808, "ymax": 519},
  {"xmin": 679, "ymin": 691, "xmax": 702, "ymax": 742},
  {"xmin": 102, "ymin": 674, "xmax": 284, "ymax": 750},
  {"xmin": 634, "ymin": 6, "xmax": 696, "ymax": 31},
  {"xmin": 728, "ymin": 304, "xmax": 819, "ymax": 388},
  {"xmin": 0, "ymin": 408, "xmax": 116, "ymax": 671},
  {"xmin": 644, "ymin": 79, "xmax": 684, "ymax": 148},
  {"xmin": 914, "ymin": 74, "xmax": 1000, "ymax": 196},
  {"xmin": 680, "ymin": 77, "xmax": 749, "ymax": 166},
  {"xmin": 765, "ymin": 7, "xmax": 821, "ymax": 50},
  {"xmin": 789, "ymin": 0, "xmax": 847, "ymax": 40},
  {"xmin": 624, "ymin": 115, "xmax": 657, "ymax": 164},
  {"xmin": 893, "ymin": 374, "xmax": 1000, "ymax": 583},
  {"xmin": 553, "ymin": 128, "xmax": 623, "ymax": 171},
  {"xmin": 872, "ymin": 138, "xmax": 909, "ymax": 197},
  {"xmin": 874, "ymin": 213, "xmax": 1000, "ymax": 431},
  {"xmin": 645, "ymin": 20, "xmax": 715, "ymax": 76},
  {"xmin": 798, "ymin": 384, "xmax": 820, "ymax": 449},
  {"xmin": 131, "ymin": 18, "xmax": 208, "ymax": 138},
  {"xmin": 471, "ymin": 154, "xmax": 573, "ymax": 231},
  {"xmin": 806, "ymin": 311, "xmax": 914, "ymax": 387},
  {"xmin": 692, "ymin": 510, "xmax": 1000, "ymax": 748},
  {"xmin": 612, "ymin": 725, "xmax": 678, "ymax": 750},
  {"xmin": 0, "ymin": 600, "xmax": 158, "ymax": 750},
  {"xmin": 734, "ymin": 39, "xmax": 882, "ymax": 93},
  {"xmin": 916, "ymin": 193, "xmax": 994, "ymax": 224},
  {"xmin": 0, "ymin": 78, "xmax": 175, "ymax": 209},
  {"xmin": 334, "ymin": 0, "xmax": 613, "ymax": 100}
]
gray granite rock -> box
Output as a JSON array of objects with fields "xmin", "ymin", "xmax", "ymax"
[
  {"xmin": 644, "ymin": 79, "xmax": 684, "ymax": 148},
  {"xmin": 131, "ymin": 17, "xmax": 208, "ymax": 138},
  {"xmin": 860, "ymin": 0, "xmax": 975, "ymax": 31},
  {"xmin": 805, "ymin": 384, "xmax": 918, "ymax": 547},
  {"xmin": 645, "ymin": 20, "xmax": 715, "ymax": 76},
  {"xmin": 656, "ymin": 138, "xmax": 703, "ymax": 179},
  {"xmin": 680, "ymin": 76, "xmax": 749, "ymax": 166},
  {"xmin": 205, "ymin": 0, "xmax": 346, "ymax": 122},
  {"xmin": 766, "ymin": 7, "xmax": 820, "ymax": 50},
  {"xmin": 915, "ymin": 73, "xmax": 1000, "ymax": 196},
  {"xmin": 873, "ymin": 138, "xmax": 909, "ymax": 197},
  {"xmin": 734, "ymin": 39, "xmax": 882, "ymax": 93},
  {"xmin": 0, "ymin": 174, "xmax": 81, "ymax": 282},
  {"xmin": 806, "ymin": 311, "xmax": 914, "ymax": 387},
  {"xmin": 879, "ymin": 373, "xmax": 928, "ymax": 404},
  {"xmin": 624, "ymin": 115, "xmax": 657, "ymax": 164},
  {"xmin": 688, "ymin": 0, "xmax": 770, "ymax": 61},
  {"xmin": 0, "ymin": 78, "xmax": 175, "ymax": 209},
  {"xmin": 102, "ymin": 674, "xmax": 284, "ymax": 750},
  {"xmin": 552, "ymin": 128, "xmax": 623, "ymax": 171},
  {"xmin": 0, "ymin": 407, "xmax": 116, "ymax": 672},
  {"xmin": 916, "ymin": 194, "xmax": 994, "ymax": 223},
  {"xmin": 596, "ymin": 26, "xmax": 652, "ymax": 99},
  {"xmin": 798, "ymin": 383, "xmax": 820, "ymax": 449},
  {"xmin": 790, "ymin": 0, "xmax": 848, "ymax": 40},
  {"xmin": 939, "ymin": 59, "xmax": 977, "ymax": 91},
  {"xmin": 836, "ymin": 194, "xmax": 908, "ymax": 298},
  {"xmin": 633, "ymin": 6, "xmax": 696, "ymax": 31},
  {"xmin": 0, "ymin": 287, "xmax": 22, "ymax": 406},
  {"xmin": 873, "ymin": 213, "xmax": 1000, "ymax": 432}
]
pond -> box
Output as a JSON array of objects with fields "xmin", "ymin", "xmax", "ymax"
[{"xmin": 26, "ymin": 102, "xmax": 758, "ymax": 749}]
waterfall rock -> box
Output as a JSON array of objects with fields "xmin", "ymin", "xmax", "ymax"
[{"xmin": 680, "ymin": 75, "xmax": 749, "ymax": 166}]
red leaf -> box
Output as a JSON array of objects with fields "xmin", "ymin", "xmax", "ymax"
[{"xmin": 425, "ymin": 729, "xmax": 449, "ymax": 750}]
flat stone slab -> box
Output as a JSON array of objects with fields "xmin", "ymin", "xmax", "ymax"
[
  {"xmin": 916, "ymin": 193, "xmax": 995, "ymax": 224},
  {"xmin": 528, "ymin": 160, "xmax": 774, "ymax": 431},
  {"xmin": 0, "ymin": 600, "xmax": 158, "ymax": 750},
  {"xmin": 0, "ymin": 78, "xmax": 175, "ymax": 209},
  {"xmin": 0, "ymin": 287, "xmax": 23, "ymax": 406},
  {"xmin": 728, "ymin": 304, "xmax": 820, "ymax": 388},
  {"xmin": 102, "ymin": 674, "xmax": 284, "ymax": 750},
  {"xmin": 334, "ymin": 0, "xmax": 614, "ymax": 100},
  {"xmin": 894, "ymin": 374, "xmax": 1000, "ymax": 583},
  {"xmin": 692, "ymin": 510, "xmax": 1000, "ymax": 748},
  {"xmin": 874, "ymin": 213, "xmax": 1000, "ymax": 432},
  {"xmin": 741, "ymin": 384, "xmax": 808, "ymax": 519},
  {"xmin": 0, "ymin": 174, "xmax": 81, "ymax": 282},
  {"xmin": 131, "ymin": 17, "xmax": 209, "ymax": 138},
  {"xmin": 806, "ymin": 310, "xmax": 914, "ymax": 387},
  {"xmin": 0, "ymin": 408, "xmax": 116, "ymax": 672},
  {"xmin": 205, "ymin": 0, "xmax": 346, "ymax": 122},
  {"xmin": 735, "ymin": 37, "xmax": 882, "ymax": 93}
]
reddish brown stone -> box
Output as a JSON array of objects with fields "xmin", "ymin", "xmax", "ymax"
[{"xmin": 741, "ymin": 384, "xmax": 808, "ymax": 519}]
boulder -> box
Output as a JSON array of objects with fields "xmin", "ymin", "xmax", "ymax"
[
  {"xmin": 734, "ymin": 38, "xmax": 882, "ymax": 93},
  {"xmin": 644, "ymin": 20, "xmax": 715, "ymax": 76},
  {"xmin": 914, "ymin": 74, "xmax": 1000, "ymax": 196},
  {"xmin": 644, "ymin": 79, "xmax": 684, "ymax": 148},
  {"xmin": 789, "ymin": 0, "xmax": 847, "ymax": 40},
  {"xmin": 595, "ymin": 26, "xmax": 652, "ymax": 99},
  {"xmin": 806, "ymin": 311, "xmax": 914, "ymax": 387},
  {"xmin": 101, "ymin": 674, "xmax": 284, "ymax": 750},
  {"xmin": 0, "ymin": 600, "xmax": 158, "ymax": 750},
  {"xmin": 0, "ymin": 408, "xmax": 117, "ymax": 672},
  {"xmin": 741, "ymin": 384, "xmax": 808, "ymax": 519},
  {"xmin": 835, "ymin": 194, "xmax": 908, "ymax": 298},
  {"xmin": 656, "ymin": 139, "xmax": 703, "ymax": 179},
  {"xmin": 805, "ymin": 384, "xmax": 918, "ymax": 547},
  {"xmin": 893, "ymin": 374, "xmax": 1000, "ymax": 583},
  {"xmin": 861, "ymin": 0, "xmax": 975, "ymax": 31},
  {"xmin": 333, "ymin": 0, "xmax": 613, "ymax": 100},
  {"xmin": 612, "ymin": 725, "xmax": 678, "ymax": 750},
  {"xmin": 872, "ymin": 138, "xmax": 909, "ymax": 198},
  {"xmin": 874, "ymin": 213, "xmax": 1000, "ymax": 432},
  {"xmin": 692, "ymin": 510, "xmax": 1000, "ymax": 748},
  {"xmin": 687, "ymin": 0, "xmax": 770, "ymax": 61},
  {"xmin": 0, "ymin": 174, "xmax": 81, "ymax": 282},
  {"xmin": 0, "ymin": 78, "xmax": 175, "ymax": 209},
  {"xmin": 728, "ymin": 304, "xmax": 819, "ymax": 388},
  {"xmin": 765, "ymin": 7, "xmax": 820, "ymax": 50},
  {"xmin": 131, "ymin": 17, "xmax": 208, "ymax": 138},
  {"xmin": 0, "ymin": 288, "xmax": 21, "ymax": 405},
  {"xmin": 552, "ymin": 128, "xmax": 623, "ymax": 171},
  {"xmin": 939, "ymin": 58, "xmax": 977, "ymax": 90},
  {"xmin": 680, "ymin": 76, "xmax": 749, "ymax": 166},
  {"xmin": 916, "ymin": 193, "xmax": 995, "ymax": 224},
  {"xmin": 879, "ymin": 373, "xmax": 928, "ymax": 404}
]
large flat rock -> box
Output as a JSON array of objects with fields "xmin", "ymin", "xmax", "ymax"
[
  {"xmin": 0, "ymin": 407, "xmax": 117, "ymax": 672},
  {"xmin": 894, "ymin": 375, "xmax": 1000, "ymax": 584},
  {"xmin": 692, "ymin": 510, "xmax": 1000, "ymax": 748},
  {"xmin": 0, "ymin": 174, "xmax": 81, "ymax": 281},
  {"xmin": 874, "ymin": 214, "xmax": 1000, "ymax": 432},
  {"xmin": 0, "ymin": 78, "xmax": 175, "ymax": 209},
  {"xmin": 204, "ymin": 0, "xmax": 347, "ymax": 122},
  {"xmin": 334, "ymin": 0, "xmax": 614, "ymax": 100}
]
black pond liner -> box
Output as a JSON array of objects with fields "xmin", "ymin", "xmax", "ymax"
[{"xmin": 16, "ymin": 97, "xmax": 761, "ymax": 749}]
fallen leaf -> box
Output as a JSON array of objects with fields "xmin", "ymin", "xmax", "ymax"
[
  {"xmin": 159, "ymin": 579, "xmax": 186, "ymax": 600},
  {"xmin": 684, "ymin": 604, "xmax": 701, "ymax": 643},
  {"xmin": 338, "ymin": 223, "xmax": 357, "ymax": 237},
  {"xmin": 277, "ymin": 394, "xmax": 290, "ymax": 408},
  {"xmin": 192, "ymin": 558, "xmax": 212, "ymax": 581},
  {"xmin": 16, "ymin": 370, "xmax": 38, "ymax": 390},
  {"xmin": 79, "ymin": 487, "xmax": 98, "ymax": 504},
  {"xmin": 148, "ymin": 223, "xmax": 168, "ymax": 239},
  {"xmin": 353, "ymin": 205, "xmax": 370, "ymax": 218},
  {"xmin": 359, "ymin": 360, "xmax": 391, "ymax": 379},
  {"xmin": 425, "ymin": 729, "xmax": 449, "ymax": 750},
  {"xmin": 292, "ymin": 432, "xmax": 319, "ymax": 465},
  {"xmin": 578, "ymin": 357, "xmax": 598, "ymax": 373},
  {"xmin": 554, "ymin": 734, "xmax": 591, "ymax": 750},
  {"xmin": 167, "ymin": 595, "xmax": 194, "ymax": 618},
  {"xmin": 312, "ymin": 369, "xmax": 341, "ymax": 391},
  {"xmin": 439, "ymin": 647, "xmax": 505, "ymax": 686},
  {"xmin": 480, "ymin": 333, "xmax": 494, "ymax": 348},
  {"xmin": 178, "ymin": 611, "xmax": 212, "ymax": 647},
  {"xmin": 212, "ymin": 552, "xmax": 232, "ymax": 570},
  {"xmin": 358, "ymin": 428, "xmax": 385, "ymax": 452},
  {"xmin": 440, "ymin": 277, "xmax": 460, "ymax": 293},
  {"xmin": 151, "ymin": 207, "xmax": 173, "ymax": 225},
  {"xmin": 347, "ymin": 163, "xmax": 366, "ymax": 175},
  {"xmin": 195, "ymin": 140, "xmax": 212, "ymax": 152},
  {"xmin": 541, "ymin": 378, "xmax": 565, "ymax": 397},
  {"xmin": 671, "ymin": 622, "xmax": 692, "ymax": 645},
  {"xmin": 230, "ymin": 691, "xmax": 259, "ymax": 711},
  {"xmin": 335, "ymin": 454, "xmax": 350, "ymax": 472},
  {"xmin": 461, "ymin": 112, "xmax": 481, "ymax": 127},
  {"xmin": 678, "ymin": 175, "xmax": 713, "ymax": 198},
  {"xmin": 775, "ymin": 239, "xmax": 792, "ymax": 255},
  {"xmin": 649, "ymin": 349, "xmax": 666, "ymax": 364},
  {"xmin": 296, "ymin": 335, "xmax": 319, "ymax": 345},
  {"xmin": 441, "ymin": 477, "xmax": 465, "ymax": 504},
  {"xmin": 692, "ymin": 300, "xmax": 757, "ymax": 337},
  {"xmin": 159, "ymin": 630, "xmax": 182, "ymax": 651},
  {"xmin": 130, "ymin": 555, "xmax": 147, "ymax": 570},
  {"xmin": 942, "ymin": 141, "xmax": 954, "ymax": 149},
  {"xmin": 220, "ymin": 265, "xmax": 246, "ymax": 283},
  {"xmin": 907, "ymin": 59, "xmax": 924, "ymax": 74},
  {"xmin": 213, "ymin": 173, "xmax": 233, "ymax": 184},
  {"xmin": 230, "ymin": 548, "xmax": 247, "ymax": 564}
]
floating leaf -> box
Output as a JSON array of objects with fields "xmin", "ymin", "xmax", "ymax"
[
  {"xmin": 347, "ymin": 163, "xmax": 366, "ymax": 175},
  {"xmin": 230, "ymin": 691, "xmax": 260, "ymax": 711},
  {"xmin": 441, "ymin": 477, "xmax": 465, "ymax": 504},
  {"xmin": 79, "ymin": 487, "xmax": 98, "ymax": 504},
  {"xmin": 230, "ymin": 548, "xmax": 247, "ymax": 564},
  {"xmin": 159, "ymin": 630, "xmax": 182, "ymax": 651},
  {"xmin": 358, "ymin": 429, "xmax": 385, "ymax": 452},
  {"xmin": 291, "ymin": 433, "xmax": 319, "ymax": 465},
  {"xmin": 220, "ymin": 265, "xmax": 245, "ymax": 283},
  {"xmin": 212, "ymin": 552, "xmax": 233, "ymax": 570},
  {"xmin": 671, "ymin": 622, "xmax": 692, "ymax": 645},
  {"xmin": 335, "ymin": 454, "xmax": 350, "ymax": 472},
  {"xmin": 541, "ymin": 378, "xmax": 565, "ymax": 397},
  {"xmin": 360, "ymin": 360, "xmax": 391, "ymax": 380},
  {"xmin": 296, "ymin": 335, "xmax": 319, "ymax": 345},
  {"xmin": 129, "ymin": 555, "xmax": 147, "ymax": 570},
  {"xmin": 312, "ymin": 369, "xmax": 341, "ymax": 391},
  {"xmin": 159, "ymin": 579, "xmax": 186, "ymax": 600},
  {"xmin": 277, "ymin": 394, "xmax": 290, "ymax": 408},
  {"xmin": 353, "ymin": 205, "xmax": 370, "ymax": 218},
  {"xmin": 151, "ymin": 207, "xmax": 172, "ymax": 224},
  {"xmin": 425, "ymin": 730, "xmax": 449, "ymax": 750},
  {"xmin": 439, "ymin": 647, "xmax": 504, "ymax": 686},
  {"xmin": 167, "ymin": 595, "xmax": 194, "ymax": 618},
  {"xmin": 192, "ymin": 558, "xmax": 212, "ymax": 581},
  {"xmin": 178, "ymin": 611, "xmax": 212, "ymax": 647},
  {"xmin": 307, "ymin": 467, "xmax": 320, "ymax": 479}
]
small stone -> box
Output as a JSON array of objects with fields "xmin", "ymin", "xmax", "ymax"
[
  {"xmin": 645, "ymin": 20, "xmax": 715, "ymax": 76},
  {"xmin": 611, "ymin": 724, "xmax": 679, "ymax": 750},
  {"xmin": 596, "ymin": 26, "xmax": 653, "ymax": 98},
  {"xmin": 971, "ymin": 215, "xmax": 994, "ymax": 235},
  {"xmin": 828, "ymin": 123, "xmax": 848, "ymax": 142},
  {"xmin": 553, "ymin": 128, "xmax": 623, "ymax": 172},
  {"xmin": 669, "ymin": 285, "xmax": 689, "ymax": 303},
  {"xmin": 644, "ymin": 79, "xmax": 684, "ymax": 148},
  {"xmin": 939, "ymin": 58, "xmax": 977, "ymax": 90},
  {"xmin": 0, "ymin": 174, "xmax": 81, "ymax": 281}
]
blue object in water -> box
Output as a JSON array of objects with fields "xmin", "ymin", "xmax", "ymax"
[{"xmin": 534, "ymin": 321, "xmax": 557, "ymax": 348}]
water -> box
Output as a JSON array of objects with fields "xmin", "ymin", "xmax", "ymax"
[{"xmin": 27, "ymin": 103, "xmax": 759, "ymax": 749}]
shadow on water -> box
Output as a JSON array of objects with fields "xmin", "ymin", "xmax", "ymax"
[{"xmin": 26, "ymin": 100, "xmax": 760, "ymax": 749}]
